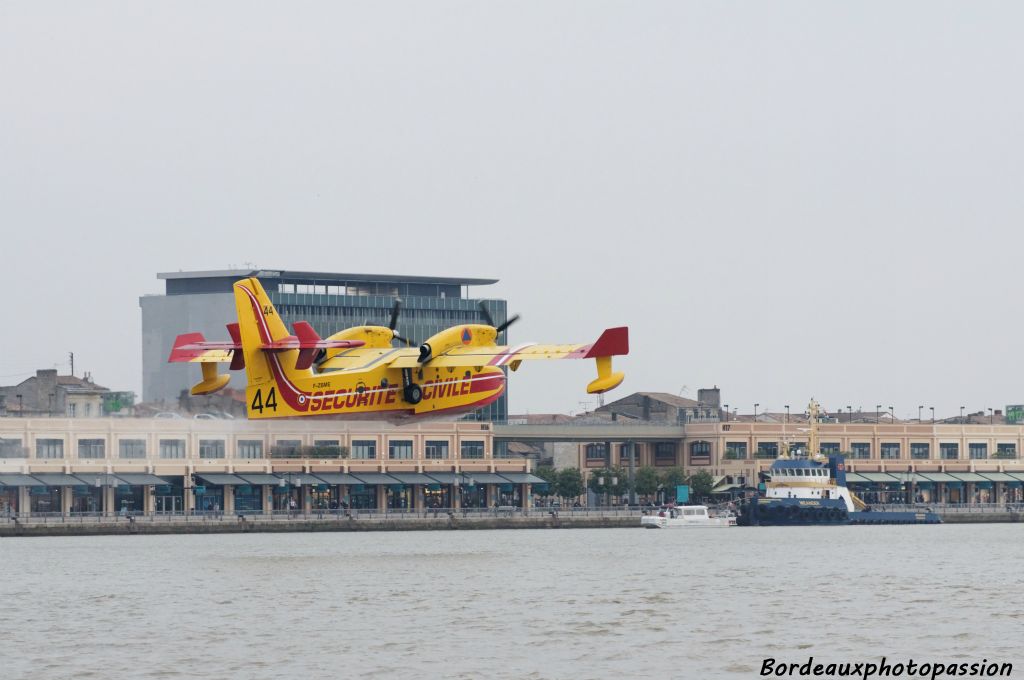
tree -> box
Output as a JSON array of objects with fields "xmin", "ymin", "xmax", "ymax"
[
  {"xmin": 533, "ymin": 465, "xmax": 558, "ymax": 498},
  {"xmin": 657, "ymin": 467, "xmax": 688, "ymax": 503},
  {"xmin": 688, "ymin": 470, "xmax": 716, "ymax": 498},
  {"xmin": 659, "ymin": 467, "xmax": 687, "ymax": 489},
  {"xmin": 587, "ymin": 467, "xmax": 612, "ymax": 494},
  {"xmin": 554, "ymin": 468, "xmax": 584, "ymax": 501},
  {"xmin": 634, "ymin": 466, "xmax": 660, "ymax": 498}
]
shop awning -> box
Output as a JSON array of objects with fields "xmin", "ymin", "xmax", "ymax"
[
  {"xmin": 115, "ymin": 474, "xmax": 173, "ymax": 485},
  {"xmin": 425, "ymin": 472, "xmax": 458, "ymax": 484},
  {"xmin": 350, "ymin": 473, "xmax": 398, "ymax": 485},
  {"xmin": 1007, "ymin": 473, "xmax": 1024, "ymax": 482},
  {"xmin": 497, "ymin": 472, "xmax": 548, "ymax": 484},
  {"xmin": 387, "ymin": 472, "xmax": 436, "ymax": 485},
  {"xmin": 312, "ymin": 473, "xmax": 363, "ymax": 485},
  {"xmin": 980, "ymin": 472, "xmax": 1019, "ymax": 482},
  {"xmin": 844, "ymin": 473, "xmax": 869, "ymax": 483},
  {"xmin": 197, "ymin": 474, "xmax": 246, "ymax": 486},
  {"xmin": 462, "ymin": 472, "xmax": 508, "ymax": 484},
  {"xmin": 857, "ymin": 472, "xmax": 902, "ymax": 483},
  {"xmin": 919, "ymin": 472, "xmax": 960, "ymax": 482},
  {"xmin": 280, "ymin": 474, "xmax": 322, "ymax": 485},
  {"xmin": 0, "ymin": 474, "xmax": 44, "ymax": 487},
  {"xmin": 950, "ymin": 472, "xmax": 991, "ymax": 482},
  {"xmin": 30, "ymin": 474, "xmax": 89, "ymax": 487},
  {"xmin": 236, "ymin": 474, "xmax": 283, "ymax": 486},
  {"xmin": 711, "ymin": 483, "xmax": 742, "ymax": 493}
]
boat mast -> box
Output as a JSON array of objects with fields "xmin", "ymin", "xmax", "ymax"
[{"xmin": 808, "ymin": 398, "xmax": 820, "ymax": 457}]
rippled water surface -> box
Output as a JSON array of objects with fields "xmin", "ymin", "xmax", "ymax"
[{"xmin": 1, "ymin": 525, "xmax": 1021, "ymax": 679}]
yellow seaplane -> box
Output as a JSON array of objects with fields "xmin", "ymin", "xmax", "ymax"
[{"xmin": 169, "ymin": 277, "xmax": 629, "ymax": 420}]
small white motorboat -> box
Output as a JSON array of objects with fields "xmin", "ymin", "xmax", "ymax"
[{"xmin": 640, "ymin": 505, "xmax": 736, "ymax": 529}]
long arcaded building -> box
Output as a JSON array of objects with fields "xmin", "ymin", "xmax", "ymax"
[
  {"xmin": 575, "ymin": 418, "xmax": 1024, "ymax": 503},
  {"xmin": 0, "ymin": 418, "xmax": 540, "ymax": 516}
]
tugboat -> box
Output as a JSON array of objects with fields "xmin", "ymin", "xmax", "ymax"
[{"xmin": 737, "ymin": 400, "xmax": 941, "ymax": 526}]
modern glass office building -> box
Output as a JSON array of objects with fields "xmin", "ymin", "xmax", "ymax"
[{"xmin": 141, "ymin": 269, "xmax": 508, "ymax": 420}]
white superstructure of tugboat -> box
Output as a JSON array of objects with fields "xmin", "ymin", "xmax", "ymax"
[{"xmin": 641, "ymin": 505, "xmax": 736, "ymax": 529}]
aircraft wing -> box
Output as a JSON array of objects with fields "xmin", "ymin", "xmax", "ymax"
[
  {"xmin": 319, "ymin": 327, "xmax": 629, "ymax": 371},
  {"xmin": 392, "ymin": 342, "xmax": 596, "ymax": 368},
  {"xmin": 317, "ymin": 347, "xmax": 420, "ymax": 372}
]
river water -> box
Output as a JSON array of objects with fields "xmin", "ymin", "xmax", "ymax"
[{"xmin": 1, "ymin": 525, "xmax": 1021, "ymax": 679}]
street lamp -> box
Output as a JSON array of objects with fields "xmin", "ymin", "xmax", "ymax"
[
  {"xmin": 930, "ymin": 407, "xmax": 935, "ymax": 424},
  {"xmin": 723, "ymin": 405, "xmax": 729, "ymax": 422},
  {"xmin": 988, "ymin": 408, "xmax": 994, "ymax": 424},
  {"xmin": 960, "ymin": 406, "xmax": 965, "ymax": 423},
  {"xmin": 754, "ymin": 403, "xmax": 759, "ymax": 421},
  {"xmin": 785, "ymin": 405, "xmax": 790, "ymax": 423},
  {"xmin": 876, "ymin": 405, "xmax": 881, "ymax": 424},
  {"xmin": 847, "ymin": 405, "xmax": 852, "ymax": 423},
  {"xmin": 888, "ymin": 406, "xmax": 894, "ymax": 422},
  {"xmin": 918, "ymin": 405, "xmax": 923, "ymax": 422}
]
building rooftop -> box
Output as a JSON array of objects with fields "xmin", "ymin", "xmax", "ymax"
[{"xmin": 158, "ymin": 269, "xmax": 499, "ymax": 286}]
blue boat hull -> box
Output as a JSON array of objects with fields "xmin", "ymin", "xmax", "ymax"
[{"xmin": 739, "ymin": 498, "xmax": 941, "ymax": 526}]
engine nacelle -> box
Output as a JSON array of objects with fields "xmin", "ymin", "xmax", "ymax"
[
  {"xmin": 418, "ymin": 325, "xmax": 497, "ymax": 363},
  {"xmin": 320, "ymin": 326, "xmax": 397, "ymax": 362}
]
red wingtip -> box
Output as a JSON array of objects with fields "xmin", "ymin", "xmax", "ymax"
[
  {"xmin": 169, "ymin": 332, "xmax": 207, "ymax": 362},
  {"xmin": 583, "ymin": 327, "xmax": 629, "ymax": 359}
]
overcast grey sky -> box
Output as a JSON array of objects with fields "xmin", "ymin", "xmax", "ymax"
[{"xmin": 2, "ymin": 2, "xmax": 1023, "ymax": 418}]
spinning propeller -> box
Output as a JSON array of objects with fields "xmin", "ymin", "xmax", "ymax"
[
  {"xmin": 388, "ymin": 299, "xmax": 415, "ymax": 346},
  {"xmin": 478, "ymin": 302, "xmax": 520, "ymax": 335}
]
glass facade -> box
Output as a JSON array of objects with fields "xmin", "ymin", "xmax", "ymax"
[
  {"xmin": 119, "ymin": 439, "xmax": 146, "ymax": 459},
  {"xmin": 238, "ymin": 440, "xmax": 264, "ymax": 459},
  {"xmin": 160, "ymin": 439, "xmax": 186, "ymax": 459},
  {"xmin": 36, "ymin": 439, "xmax": 63, "ymax": 459},
  {"xmin": 199, "ymin": 440, "xmax": 225, "ymax": 459},
  {"xmin": 460, "ymin": 441, "xmax": 485, "ymax": 459},
  {"xmin": 389, "ymin": 441, "xmax": 413, "ymax": 460},
  {"xmin": 656, "ymin": 442, "xmax": 679, "ymax": 464},
  {"xmin": 0, "ymin": 438, "xmax": 25, "ymax": 458},
  {"xmin": 910, "ymin": 443, "xmax": 930, "ymax": 460},
  {"xmin": 425, "ymin": 441, "xmax": 449, "ymax": 459},
  {"xmin": 880, "ymin": 443, "xmax": 901, "ymax": 460},
  {"xmin": 352, "ymin": 440, "xmax": 376, "ymax": 460},
  {"xmin": 79, "ymin": 439, "xmax": 105, "ymax": 459}
]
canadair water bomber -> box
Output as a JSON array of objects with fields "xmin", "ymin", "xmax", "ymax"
[{"xmin": 169, "ymin": 278, "xmax": 629, "ymax": 420}]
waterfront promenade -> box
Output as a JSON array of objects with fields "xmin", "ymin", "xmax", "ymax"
[
  {"xmin": 0, "ymin": 506, "xmax": 638, "ymax": 536},
  {"xmin": 2, "ymin": 503, "xmax": 1023, "ymax": 536}
]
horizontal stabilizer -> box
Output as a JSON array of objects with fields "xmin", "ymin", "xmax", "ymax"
[
  {"xmin": 169, "ymin": 327, "xmax": 365, "ymax": 367},
  {"xmin": 168, "ymin": 333, "xmax": 239, "ymax": 363},
  {"xmin": 226, "ymin": 323, "xmax": 245, "ymax": 371}
]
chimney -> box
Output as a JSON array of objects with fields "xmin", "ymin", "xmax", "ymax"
[{"xmin": 697, "ymin": 386, "xmax": 721, "ymax": 408}]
